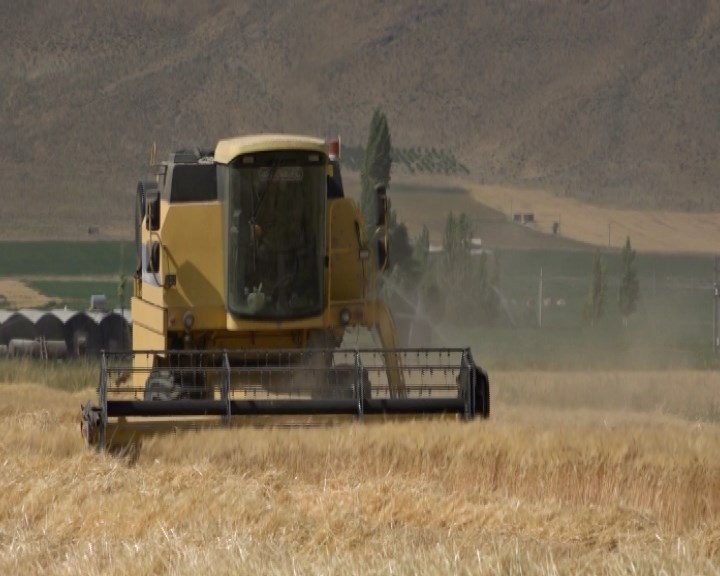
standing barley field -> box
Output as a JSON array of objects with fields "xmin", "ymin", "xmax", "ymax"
[{"xmin": 1, "ymin": 368, "xmax": 719, "ymax": 575}]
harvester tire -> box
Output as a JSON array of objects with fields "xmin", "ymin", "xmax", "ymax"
[
  {"xmin": 143, "ymin": 369, "xmax": 210, "ymax": 401},
  {"xmin": 476, "ymin": 367, "xmax": 490, "ymax": 419},
  {"xmin": 175, "ymin": 370, "xmax": 210, "ymax": 400},
  {"xmin": 458, "ymin": 364, "xmax": 490, "ymax": 419},
  {"xmin": 144, "ymin": 371, "xmax": 180, "ymax": 401}
]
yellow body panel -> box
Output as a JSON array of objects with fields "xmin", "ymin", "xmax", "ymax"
[
  {"xmin": 214, "ymin": 134, "xmax": 326, "ymax": 164},
  {"xmin": 158, "ymin": 202, "xmax": 224, "ymax": 309},
  {"xmin": 131, "ymin": 296, "xmax": 167, "ymax": 336},
  {"xmin": 129, "ymin": 297, "xmax": 167, "ymax": 388},
  {"xmin": 328, "ymin": 198, "xmax": 368, "ymax": 302},
  {"xmin": 133, "ymin": 134, "xmax": 392, "ymax": 356}
]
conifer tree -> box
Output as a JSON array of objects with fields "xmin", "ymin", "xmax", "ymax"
[
  {"xmin": 360, "ymin": 109, "xmax": 392, "ymax": 232},
  {"xmin": 618, "ymin": 236, "xmax": 640, "ymax": 327},
  {"xmin": 584, "ymin": 250, "xmax": 607, "ymax": 327}
]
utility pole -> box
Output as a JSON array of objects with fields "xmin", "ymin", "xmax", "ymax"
[
  {"xmin": 538, "ymin": 267, "xmax": 543, "ymax": 329},
  {"xmin": 714, "ymin": 257, "xmax": 720, "ymax": 353}
]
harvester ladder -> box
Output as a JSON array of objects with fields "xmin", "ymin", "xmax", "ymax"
[{"xmin": 39, "ymin": 337, "xmax": 48, "ymax": 361}]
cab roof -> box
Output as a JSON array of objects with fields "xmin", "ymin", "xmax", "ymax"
[{"xmin": 214, "ymin": 134, "xmax": 327, "ymax": 164}]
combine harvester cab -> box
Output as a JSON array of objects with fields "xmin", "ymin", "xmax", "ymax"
[{"xmin": 81, "ymin": 135, "xmax": 489, "ymax": 451}]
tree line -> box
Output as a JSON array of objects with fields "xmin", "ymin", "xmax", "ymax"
[
  {"xmin": 360, "ymin": 109, "xmax": 640, "ymax": 329},
  {"xmin": 343, "ymin": 144, "xmax": 469, "ymax": 176},
  {"xmin": 585, "ymin": 238, "xmax": 640, "ymax": 328}
]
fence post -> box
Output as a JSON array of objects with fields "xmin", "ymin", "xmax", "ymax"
[
  {"xmin": 354, "ymin": 350, "xmax": 364, "ymax": 420},
  {"xmin": 222, "ymin": 350, "xmax": 232, "ymax": 425},
  {"xmin": 538, "ymin": 267, "xmax": 543, "ymax": 329},
  {"xmin": 98, "ymin": 351, "xmax": 108, "ymax": 451}
]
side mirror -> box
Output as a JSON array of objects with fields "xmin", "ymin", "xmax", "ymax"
[
  {"xmin": 375, "ymin": 184, "xmax": 387, "ymax": 227},
  {"xmin": 146, "ymin": 191, "xmax": 161, "ymax": 231},
  {"xmin": 136, "ymin": 180, "xmax": 157, "ymax": 276},
  {"xmin": 146, "ymin": 240, "xmax": 161, "ymax": 273},
  {"xmin": 376, "ymin": 239, "xmax": 388, "ymax": 271}
]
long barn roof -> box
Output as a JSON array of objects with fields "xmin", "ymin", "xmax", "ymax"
[{"xmin": 0, "ymin": 309, "xmax": 132, "ymax": 325}]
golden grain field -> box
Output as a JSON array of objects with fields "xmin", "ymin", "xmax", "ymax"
[
  {"xmin": 1, "ymin": 371, "xmax": 719, "ymax": 575},
  {"xmin": 369, "ymin": 173, "xmax": 720, "ymax": 254}
]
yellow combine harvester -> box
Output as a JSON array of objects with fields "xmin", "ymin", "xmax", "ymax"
[{"xmin": 81, "ymin": 134, "xmax": 489, "ymax": 450}]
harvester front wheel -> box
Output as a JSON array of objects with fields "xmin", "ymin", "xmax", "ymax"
[
  {"xmin": 175, "ymin": 370, "xmax": 210, "ymax": 400},
  {"xmin": 458, "ymin": 364, "xmax": 490, "ymax": 419},
  {"xmin": 476, "ymin": 367, "xmax": 490, "ymax": 419},
  {"xmin": 143, "ymin": 370, "xmax": 210, "ymax": 401},
  {"xmin": 144, "ymin": 371, "xmax": 180, "ymax": 401}
]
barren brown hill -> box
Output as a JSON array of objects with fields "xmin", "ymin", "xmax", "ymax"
[{"xmin": 1, "ymin": 1, "xmax": 719, "ymax": 239}]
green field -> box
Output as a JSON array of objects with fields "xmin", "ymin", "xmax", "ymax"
[
  {"xmin": 1, "ymin": 241, "xmax": 716, "ymax": 370},
  {"xmin": 0, "ymin": 241, "xmax": 134, "ymax": 311},
  {"xmin": 0, "ymin": 241, "xmax": 134, "ymax": 277},
  {"xmin": 438, "ymin": 249, "xmax": 715, "ymax": 370},
  {"xmin": 26, "ymin": 280, "xmax": 127, "ymax": 311},
  {"xmin": 492, "ymin": 249, "xmax": 712, "ymax": 328}
]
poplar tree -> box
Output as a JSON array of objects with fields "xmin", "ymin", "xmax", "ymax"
[
  {"xmin": 618, "ymin": 236, "xmax": 640, "ymax": 327},
  {"xmin": 360, "ymin": 109, "xmax": 392, "ymax": 232},
  {"xmin": 414, "ymin": 225, "xmax": 430, "ymax": 268},
  {"xmin": 584, "ymin": 250, "xmax": 607, "ymax": 327},
  {"xmin": 441, "ymin": 211, "xmax": 499, "ymax": 324}
]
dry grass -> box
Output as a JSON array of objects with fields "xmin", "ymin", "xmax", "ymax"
[
  {"xmin": 351, "ymin": 172, "xmax": 720, "ymax": 254},
  {"xmin": 0, "ymin": 279, "xmax": 51, "ymax": 309},
  {"xmin": 462, "ymin": 179, "xmax": 720, "ymax": 254},
  {"xmin": 493, "ymin": 370, "xmax": 720, "ymax": 423},
  {"xmin": 1, "ymin": 373, "xmax": 719, "ymax": 575}
]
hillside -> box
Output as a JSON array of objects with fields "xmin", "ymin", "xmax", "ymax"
[{"xmin": 1, "ymin": 1, "xmax": 719, "ymax": 239}]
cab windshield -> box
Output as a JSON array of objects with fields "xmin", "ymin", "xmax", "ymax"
[{"xmin": 222, "ymin": 151, "xmax": 326, "ymax": 319}]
